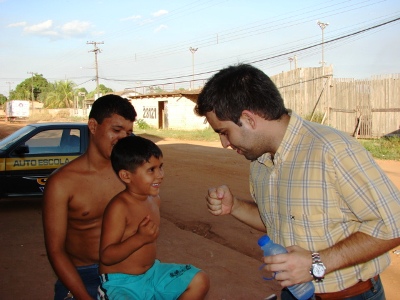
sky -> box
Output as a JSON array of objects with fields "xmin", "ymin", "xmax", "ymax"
[{"xmin": 1, "ymin": 0, "xmax": 399, "ymax": 97}]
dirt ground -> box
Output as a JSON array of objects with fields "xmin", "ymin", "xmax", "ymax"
[{"xmin": 0, "ymin": 123, "xmax": 399, "ymax": 299}]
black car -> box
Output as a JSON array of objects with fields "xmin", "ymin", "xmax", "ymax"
[{"xmin": 0, "ymin": 123, "xmax": 88, "ymax": 199}]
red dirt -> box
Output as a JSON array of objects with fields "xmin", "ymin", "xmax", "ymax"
[{"xmin": 0, "ymin": 122, "xmax": 399, "ymax": 299}]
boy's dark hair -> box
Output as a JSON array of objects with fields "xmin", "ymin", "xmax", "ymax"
[
  {"xmin": 111, "ymin": 135, "xmax": 163, "ymax": 174},
  {"xmin": 89, "ymin": 94, "xmax": 137, "ymax": 124},
  {"xmin": 194, "ymin": 64, "xmax": 288, "ymax": 124}
]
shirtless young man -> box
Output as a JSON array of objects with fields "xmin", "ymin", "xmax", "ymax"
[
  {"xmin": 42, "ymin": 94, "xmax": 137, "ymax": 300},
  {"xmin": 98, "ymin": 135, "xmax": 210, "ymax": 299}
]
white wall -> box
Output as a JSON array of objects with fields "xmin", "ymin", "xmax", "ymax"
[{"xmin": 130, "ymin": 96, "xmax": 208, "ymax": 130}]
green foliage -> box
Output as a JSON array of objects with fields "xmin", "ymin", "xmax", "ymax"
[
  {"xmin": 11, "ymin": 74, "xmax": 50, "ymax": 102},
  {"xmin": 87, "ymin": 84, "xmax": 114, "ymax": 99},
  {"xmin": 44, "ymin": 80, "xmax": 76, "ymax": 108},
  {"xmin": 146, "ymin": 86, "xmax": 165, "ymax": 94},
  {"xmin": 359, "ymin": 137, "xmax": 400, "ymax": 161},
  {"xmin": 304, "ymin": 112, "xmax": 325, "ymax": 123},
  {"xmin": 0, "ymin": 94, "xmax": 7, "ymax": 105},
  {"xmin": 134, "ymin": 126, "xmax": 219, "ymax": 142},
  {"xmin": 135, "ymin": 119, "xmax": 151, "ymax": 130}
]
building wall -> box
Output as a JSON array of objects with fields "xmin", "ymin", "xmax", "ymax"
[{"xmin": 130, "ymin": 96, "xmax": 208, "ymax": 130}]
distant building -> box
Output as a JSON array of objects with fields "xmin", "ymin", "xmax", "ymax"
[{"xmin": 128, "ymin": 90, "xmax": 208, "ymax": 130}]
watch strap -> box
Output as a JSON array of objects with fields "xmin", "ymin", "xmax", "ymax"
[{"xmin": 311, "ymin": 252, "xmax": 325, "ymax": 282}]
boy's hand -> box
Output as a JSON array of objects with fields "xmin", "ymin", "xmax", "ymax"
[{"xmin": 137, "ymin": 215, "xmax": 159, "ymax": 243}]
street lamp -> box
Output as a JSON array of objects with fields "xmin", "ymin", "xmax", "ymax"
[
  {"xmin": 317, "ymin": 20, "xmax": 329, "ymax": 68},
  {"xmin": 288, "ymin": 57, "xmax": 293, "ymax": 70},
  {"xmin": 189, "ymin": 47, "xmax": 198, "ymax": 90}
]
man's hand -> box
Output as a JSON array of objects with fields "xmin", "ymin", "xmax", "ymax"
[
  {"xmin": 206, "ymin": 185, "xmax": 234, "ymax": 216},
  {"xmin": 262, "ymin": 245, "xmax": 313, "ymax": 287}
]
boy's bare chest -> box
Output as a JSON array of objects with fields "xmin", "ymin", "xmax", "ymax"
[{"xmin": 125, "ymin": 202, "xmax": 160, "ymax": 236}]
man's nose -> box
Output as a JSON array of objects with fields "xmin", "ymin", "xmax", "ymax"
[{"xmin": 220, "ymin": 135, "xmax": 230, "ymax": 148}]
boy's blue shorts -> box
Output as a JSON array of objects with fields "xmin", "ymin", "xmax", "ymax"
[{"xmin": 98, "ymin": 259, "xmax": 201, "ymax": 300}]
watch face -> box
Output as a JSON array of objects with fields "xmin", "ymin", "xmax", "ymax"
[{"xmin": 313, "ymin": 264, "xmax": 325, "ymax": 277}]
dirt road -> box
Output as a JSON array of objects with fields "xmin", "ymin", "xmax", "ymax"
[{"xmin": 0, "ymin": 123, "xmax": 399, "ymax": 299}]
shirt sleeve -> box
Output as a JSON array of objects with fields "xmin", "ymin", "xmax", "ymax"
[{"xmin": 331, "ymin": 144, "xmax": 400, "ymax": 240}]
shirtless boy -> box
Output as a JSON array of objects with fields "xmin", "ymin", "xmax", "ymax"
[
  {"xmin": 42, "ymin": 94, "xmax": 137, "ymax": 299},
  {"xmin": 98, "ymin": 135, "xmax": 210, "ymax": 299}
]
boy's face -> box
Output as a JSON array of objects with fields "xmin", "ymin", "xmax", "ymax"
[{"xmin": 126, "ymin": 156, "xmax": 164, "ymax": 196}]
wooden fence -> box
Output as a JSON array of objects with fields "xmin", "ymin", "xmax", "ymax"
[{"xmin": 271, "ymin": 67, "xmax": 400, "ymax": 138}]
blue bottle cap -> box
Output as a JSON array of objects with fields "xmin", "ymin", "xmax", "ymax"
[{"xmin": 257, "ymin": 235, "xmax": 271, "ymax": 247}]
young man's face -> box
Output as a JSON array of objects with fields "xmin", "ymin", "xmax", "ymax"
[
  {"xmin": 127, "ymin": 156, "xmax": 164, "ymax": 197},
  {"xmin": 90, "ymin": 113, "xmax": 134, "ymax": 159}
]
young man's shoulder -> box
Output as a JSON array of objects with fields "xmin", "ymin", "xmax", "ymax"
[{"xmin": 45, "ymin": 155, "xmax": 90, "ymax": 191}]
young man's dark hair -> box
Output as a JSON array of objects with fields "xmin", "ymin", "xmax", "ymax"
[
  {"xmin": 111, "ymin": 136, "xmax": 163, "ymax": 174},
  {"xmin": 195, "ymin": 64, "xmax": 288, "ymax": 125},
  {"xmin": 89, "ymin": 94, "xmax": 137, "ymax": 123}
]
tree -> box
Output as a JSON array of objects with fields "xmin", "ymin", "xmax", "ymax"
[
  {"xmin": 44, "ymin": 80, "xmax": 76, "ymax": 108},
  {"xmin": 10, "ymin": 74, "xmax": 49, "ymax": 102},
  {"xmin": 86, "ymin": 84, "xmax": 114, "ymax": 99},
  {"xmin": 74, "ymin": 87, "xmax": 88, "ymax": 109},
  {"xmin": 0, "ymin": 94, "xmax": 7, "ymax": 105},
  {"xmin": 147, "ymin": 86, "xmax": 166, "ymax": 94}
]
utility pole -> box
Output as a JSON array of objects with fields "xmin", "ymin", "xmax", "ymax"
[
  {"xmin": 189, "ymin": 47, "xmax": 198, "ymax": 90},
  {"xmin": 317, "ymin": 21, "xmax": 329, "ymax": 69},
  {"xmin": 87, "ymin": 41, "xmax": 104, "ymax": 99},
  {"xmin": 27, "ymin": 71, "xmax": 35, "ymax": 110},
  {"xmin": 5, "ymin": 81, "xmax": 13, "ymax": 99}
]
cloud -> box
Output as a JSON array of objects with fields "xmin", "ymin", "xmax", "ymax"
[
  {"xmin": 61, "ymin": 20, "xmax": 92, "ymax": 36},
  {"xmin": 154, "ymin": 24, "xmax": 168, "ymax": 33},
  {"xmin": 152, "ymin": 10, "xmax": 168, "ymax": 17},
  {"xmin": 23, "ymin": 20, "xmax": 53, "ymax": 33},
  {"xmin": 16, "ymin": 19, "xmax": 92, "ymax": 39},
  {"xmin": 121, "ymin": 15, "xmax": 142, "ymax": 22},
  {"xmin": 7, "ymin": 22, "xmax": 27, "ymax": 28}
]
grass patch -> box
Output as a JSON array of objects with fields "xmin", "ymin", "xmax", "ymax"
[
  {"xmin": 134, "ymin": 127, "xmax": 220, "ymax": 142},
  {"xmin": 135, "ymin": 127, "xmax": 399, "ymax": 161},
  {"xmin": 359, "ymin": 137, "xmax": 400, "ymax": 161}
]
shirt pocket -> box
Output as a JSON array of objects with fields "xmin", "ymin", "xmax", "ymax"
[{"xmin": 290, "ymin": 207, "xmax": 351, "ymax": 250}]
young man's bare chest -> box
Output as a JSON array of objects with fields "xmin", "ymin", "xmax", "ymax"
[{"xmin": 68, "ymin": 170, "xmax": 125, "ymax": 222}]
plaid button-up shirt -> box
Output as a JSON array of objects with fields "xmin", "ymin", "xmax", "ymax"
[{"xmin": 250, "ymin": 111, "xmax": 400, "ymax": 293}]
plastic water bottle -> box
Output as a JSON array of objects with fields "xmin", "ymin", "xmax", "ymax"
[{"xmin": 258, "ymin": 235, "xmax": 315, "ymax": 300}]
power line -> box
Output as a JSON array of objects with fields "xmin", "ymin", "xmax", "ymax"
[{"xmin": 97, "ymin": 15, "xmax": 400, "ymax": 86}]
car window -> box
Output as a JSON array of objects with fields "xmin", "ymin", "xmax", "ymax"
[
  {"xmin": 0, "ymin": 125, "xmax": 34, "ymax": 150},
  {"xmin": 61, "ymin": 129, "xmax": 81, "ymax": 153},
  {"xmin": 25, "ymin": 129, "xmax": 64, "ymax": 154}
]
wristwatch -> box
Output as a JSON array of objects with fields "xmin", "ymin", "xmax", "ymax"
[{"xmin": 310, "ymin": 252, "xmax": 326, "ymax": 282}]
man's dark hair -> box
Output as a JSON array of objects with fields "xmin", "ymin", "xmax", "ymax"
[
  {"xmin": 89, "ymin": 94, "xmax": 137, "ymax": 124},
  {"xmin": 194, "ymin": 64, "xmax": 288, "ymax": 124},
  {"xmin": 111, "ymin": 135, "xmax": 163, "ymax": 174}
]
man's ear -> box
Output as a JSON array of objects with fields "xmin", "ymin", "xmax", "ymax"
[
  {"xmin": 88, "ymin": 118, "xmax": 97, "ymax": 135},
  {"xmin": 241, "ymin": 110, "xmax": 257, "ymax": 129},
  {"xmin": 118, "ymin": 169, "xmax": 131, "ymax": 184}
]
